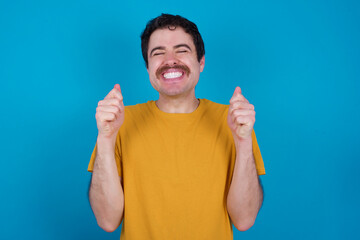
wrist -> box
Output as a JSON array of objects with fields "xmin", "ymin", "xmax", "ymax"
[
  {"xmin": 96, "ymin": 135, "xmax": 117, "ymax": 155},
  {"xmin": 234, "ymin": 136, "xmax": 252, "ymax": 151},
  {"xmin": 97, "ymin": 133, "xmax": 117, "ymax": 143}
]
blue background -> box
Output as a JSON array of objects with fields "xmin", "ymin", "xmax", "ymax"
[{"xmin": 1, "ymin": 0, "xmax": 359, "ymax": 239}]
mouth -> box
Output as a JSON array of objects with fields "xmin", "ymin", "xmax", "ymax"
[
  {"xmin": 163, "ymin": 70, "xmax": 183, "ymax": 80},
  {"xmin": 156, "ymin": 65, "xmax": 190, "ymax": 81}
]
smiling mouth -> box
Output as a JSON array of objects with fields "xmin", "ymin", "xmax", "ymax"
[
  {"xmin": 156, "ymin": 65, "xmax": 191, "ymax": 80},
  {"xmin": 163, "ymin": 71, "xmax": 183, "ymax": 79}
]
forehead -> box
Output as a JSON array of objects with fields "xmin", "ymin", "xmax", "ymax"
[{"xmin": 148, "ymin": 27, "xmax": 195, "ymax": 51}]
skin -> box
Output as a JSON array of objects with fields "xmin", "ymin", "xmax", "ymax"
[
  {"xmin": 226, "ymin": 87, "xmax": 263, "ymax": 231},
  {"xmin": 89, "ymin": 84, "xmax": 125, "ymax": 232},
  {"xmin": 146, "ymin": 27, "xmax": 205, "ymax": 113},
  {"xmin": 88, "ymin": 26, "xmax": 263, "ymax": 232}
]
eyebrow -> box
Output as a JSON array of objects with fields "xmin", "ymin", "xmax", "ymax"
[{"xmin": 149, "ymin": 44, "xmax": 193, "ymax": 56}]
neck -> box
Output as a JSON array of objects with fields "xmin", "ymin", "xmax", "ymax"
[{"xmin": 156, "ymin": 93, "xmax": 199, "ymax": 113}]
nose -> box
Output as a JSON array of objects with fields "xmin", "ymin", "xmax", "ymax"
[{"xmin": 163, "ymin": 52, "xmax": 179, "ymax": 66}]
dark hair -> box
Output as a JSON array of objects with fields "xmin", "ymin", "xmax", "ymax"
[{"xmin": 141, "ymin": 13, "xmax": 205, "ymax": 68}]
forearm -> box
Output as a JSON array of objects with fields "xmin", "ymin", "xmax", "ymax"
[
  {"xmin": 226, "ymin": 138, "xmax": 263, "ymax": 231},
  {"xmin": 89, "ymin": 136, "xmax": 124, "ymax": 232}
]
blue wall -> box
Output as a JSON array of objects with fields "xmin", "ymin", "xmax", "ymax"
[{"xmin": 1, "ymin": 0, "xmax": 359, "ymax": 239}]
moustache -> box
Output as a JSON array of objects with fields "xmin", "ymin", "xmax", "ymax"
[{"xmin": 156, "ymin": 65, "xmax": 191, "ymax": 79}]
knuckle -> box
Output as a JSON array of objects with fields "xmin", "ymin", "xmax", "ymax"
[
  {"xmin": 111, "ymin": 113, "xmax": 116, "ymax": 120},
  {"xmin": 231, "ymin": 102, "xmax": 241, "ymax": 110},
  {"xmin": 114, "ymin": 99, "xmax": 121, "ymax": 106}
]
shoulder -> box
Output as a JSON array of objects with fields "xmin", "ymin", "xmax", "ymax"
[
  {"xmin": 200, "ymin": 99, "xmax": 229, "ymax": 115},
  {"xmin": 121, "ymin": 101, "xmax": 155, "ymax": 126},
  {"xmin": 119, "ymin": 101, "xmax": 155, "ymax": 135},
  {"xmin": 124, "ymin": 101, "xmax": 154, "ymax": 115},
  {"xmin": 199, "ymin": 99, "xmax": 230, "ymax": 128}
]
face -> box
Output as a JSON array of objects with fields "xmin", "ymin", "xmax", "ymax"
[{"xmin": 147, "ymin": 27, "xmax": 205, "ymax": 98}]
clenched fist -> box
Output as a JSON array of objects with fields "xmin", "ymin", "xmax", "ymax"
[
  {"xmin": 95, "ymin": 84, "xmax": 125, "ymax": 139},
  {"xmin": 227, "ymin": 87, "xmax": 255, "ymax": 141}
]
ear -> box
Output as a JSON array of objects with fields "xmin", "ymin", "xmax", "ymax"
[{"xmin": 199, "ymin": 56, "xmax": 205, "ymax": 72}]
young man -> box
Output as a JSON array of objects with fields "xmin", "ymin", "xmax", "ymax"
[{"xmin": 88, "ymin": 14, "xmax": 265, "ymax": 239}]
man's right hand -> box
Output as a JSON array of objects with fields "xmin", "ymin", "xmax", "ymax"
[
  {"xmin": 91, "ymin": 84, "xmax": 125, "ymax": 232},
  {"xmin": 95, "ymin": 84, "xmax": 125, "ymax": 139}
]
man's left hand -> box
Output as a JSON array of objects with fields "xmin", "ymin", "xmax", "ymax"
[{"xmin": 227, "ymin": 87, "xmax": 255, "ymax": 141}]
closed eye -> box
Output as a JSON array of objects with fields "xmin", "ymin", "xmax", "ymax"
[{"xmin": 153, "ymin": 52, "xmax": 164, "ymax": 56}]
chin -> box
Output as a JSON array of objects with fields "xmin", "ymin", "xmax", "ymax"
[
  {"xmin": 161, "ymin": 90, "xmax": 183, "ymax": 97},
  {"xmin": 158, "ymin": 86, "xmax": 187, "ymax": 97}
]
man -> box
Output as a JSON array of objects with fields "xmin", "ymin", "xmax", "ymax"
[{"xmin": 88, "ymin": 14, "xmax": 265, "ymax": 239}]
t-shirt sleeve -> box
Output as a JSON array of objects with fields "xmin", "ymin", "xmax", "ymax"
[
  {"xmin": 252, "ymin": 130, "xmax": 266, "ymax": 175},
  {"xmin": 87, "ymin": 134, "xmax": 123, "ymax": 177}
]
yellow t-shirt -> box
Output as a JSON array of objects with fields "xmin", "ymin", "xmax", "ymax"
[{"xmin": 88, "ymin": 99, "xmax": 265, "ymax": 240}]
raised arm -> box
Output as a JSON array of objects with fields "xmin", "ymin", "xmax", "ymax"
[
  {"xmin": 89, "ymin": 84, "xmax": 125, "ymax": 232},
  {"xmin": 226, "ymin": 87, "xmax": 263, "ymax": 231}
]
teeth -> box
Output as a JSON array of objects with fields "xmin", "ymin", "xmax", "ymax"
[{"xmin": 163, "ymin": 72, "xmax": 183, "ymax": 79}]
